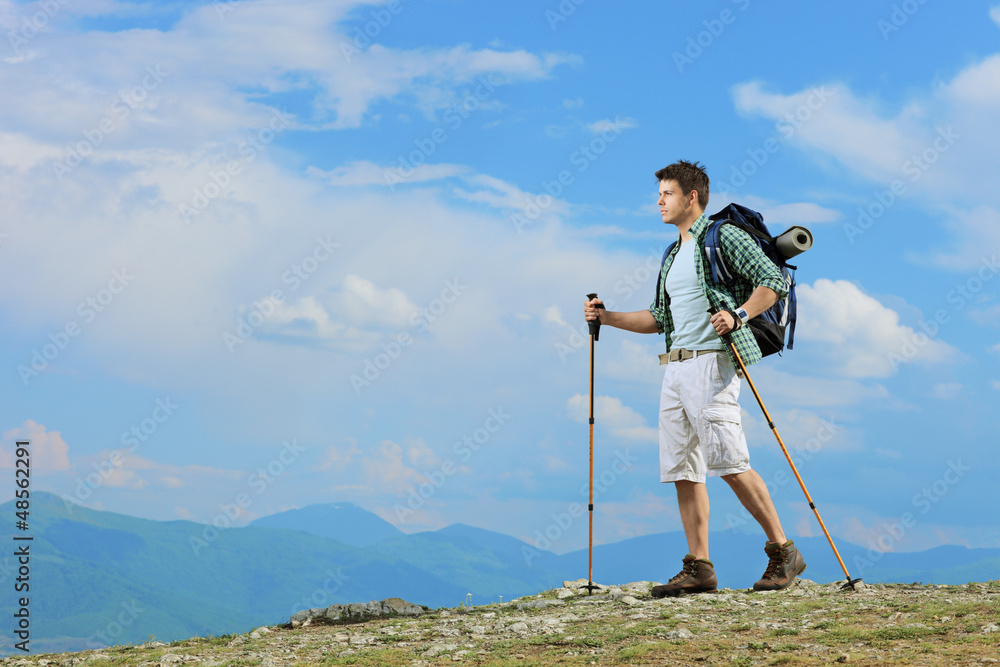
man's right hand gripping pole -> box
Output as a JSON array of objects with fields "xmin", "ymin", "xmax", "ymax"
[{"xmin": 585, "ymin": 293, "xmax": 605, "ymax": 341}]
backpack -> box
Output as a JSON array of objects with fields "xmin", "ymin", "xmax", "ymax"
[{"xmin": 654, "ymin": 203, "xmax": 799, "ymax": 357}]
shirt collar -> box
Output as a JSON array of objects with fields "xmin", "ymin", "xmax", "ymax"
[{"xmin": 679, "ymin": 213, "xmax": 710, "ymax": 242}]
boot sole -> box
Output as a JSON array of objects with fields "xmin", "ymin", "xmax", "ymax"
[
  {"xmin": 753, "ymin": 562, "xmax": 807, "ymax": 592},
  {"xmin": 651, "ymin": 585, "xmax": 718, "ymax": 599}
]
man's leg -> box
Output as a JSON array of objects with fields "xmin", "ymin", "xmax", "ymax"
[
  {"xmin": 723, "ymin": 468, "xmax": 805, "ymax": 590},
  {"xmin": 675, "ymin": 480, "xmax": 710, "ymax": 560},
  {"xmin": 652, "ymin": 362, "xmax": 717, "ymax": 598},
  {"xmin": 721, "ymin": 469, "xmax": 786, "ymax": 544}
]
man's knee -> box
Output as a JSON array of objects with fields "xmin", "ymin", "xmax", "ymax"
[{"xmin": 720, "ymin": 468, "xmax": 754, "ymax": 484}]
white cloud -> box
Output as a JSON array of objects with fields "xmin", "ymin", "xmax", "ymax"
[
  {"xmin": 308, "ymin": 162, "xmax": 469, "ymax": 188},
  {"xmin": 732, "ymin": 81, "xmax": 922, "ymax": 182},
  {"xmin": 746, "ymin": 366, "xmax": 891, "ymax": 408},
  {"xmin": 586, "ymin": 116, "xmax": 637, "ymax": 134},
  {"xmin": 339, "ymin": 274, "xmax": 420, "ymax": 328},
  {"xmin": 541, "ymin": 305, "xmax": 567, "ymax": 328},
  {"xmin": 915, "ymin": 207, "xmax": 1000, "ymax": 272},
  {"xmin": 736, "ymin": 195, "xmax": 841, "ymax": 226},
  {"xmin": 945, "ymin": 53, "xmax": 1000, "ymax": 107},
  {"xmin": 602, "ymin": 339, "xmax": 664, "ymax": 387},
  {"xmin": 2, "ymin": 420, "xmax": 70, "ymax": 471},
  {"xmin": 452, "ymin": 172, "xmax": 572, "ymax": 221},
  {"xmin": 251, "ymin": 274, "xmax": 420, "ymax": 347},
  {"xmin": 567, "ymin": 394, "xmax": 657, "ymax": 442},
  {"xmin": 796, "ymin": 279, "xmax": 958, "ymax": 377},
  {"xmin": 0, "ymin": 0, "xmax": 579, "ymax": 155},
  {"xmin": 732, "ymin": 15, "xmax": 1000, "ymax": 272},
  {"xmin": 933, "ymin": 383, "xmax": 963, "ymax": 400}
]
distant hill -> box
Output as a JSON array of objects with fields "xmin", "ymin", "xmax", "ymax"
[
  {"xmin": 249, "ymin": 502, "xmax": 403, "ymax": 547},
  {"xmin": 2, "ymin": 494, "xmax": 465, "ymax": 655},
  {"xmin": 5, "ymin": 493, "xmax": 998, "ymax": 656}
]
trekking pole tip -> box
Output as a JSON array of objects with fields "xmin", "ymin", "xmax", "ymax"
[{"xmin": 840, "ymin": 578, "xmax": 863, "ymax": 591}]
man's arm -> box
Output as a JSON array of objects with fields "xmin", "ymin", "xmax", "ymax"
[
  {"xmin": 584, "ymin": 298, "xmax": 659, "ymax": 334},
  {"xmin": 709, "ymin": 285, "xmax": 778, "ymax": 335}
]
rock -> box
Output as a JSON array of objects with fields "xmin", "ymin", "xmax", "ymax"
[
  {"xmin": 562, "ymin": 578, "xmax": 605, "ymax": 592},
  {"xmin": 556, "ymin": 588, "xmax": 574, "ymax": 599},
  {"xmin": 664, "ymin": 627, "xmax": 696, "ymax": 640},
  {"xmin": 508, "ymin": 622, "xmax": 529, "ymax": 635},
  {"xmin": 621, "ymin": 581, "xmax": 657, "ymax": 596},
  {"xmin": 982, "ymin": 623, "xmax": 999, "ymax": 634},
  {"xmin": 620, "ymin": 595, "xmax": 639, "ymax": 606},
  {"xmin": 517, "ymin": 599, "xmax": 566, "ymax": 610},
  {"xmin": 422, "ymin": 644, "xmax": 458, "ymax": 657},
  {"xmin": 290, "ymin": 597, "xmax": 424, "ymax": 627}
]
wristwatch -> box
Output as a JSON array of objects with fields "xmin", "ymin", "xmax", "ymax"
[{"xmin": 735, "ymin": 307, "xmax": 750, "ymax": 327}]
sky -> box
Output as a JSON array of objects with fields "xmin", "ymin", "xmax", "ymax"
[{"xmin": 2, "ymin": 0, "xmax": 999, "ymax": 562}]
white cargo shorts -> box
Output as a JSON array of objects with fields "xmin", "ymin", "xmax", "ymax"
[{"xmin": 659, "ymin": 350, "xmax": 751, "ymax": 483}]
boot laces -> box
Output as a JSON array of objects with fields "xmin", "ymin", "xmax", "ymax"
[
  {"xmin": 762, "ymin": 548, "xmax": 788, "ymax": 580},
  {"xmin": 668, "ymin": 559, "xmax": 698, "ymax": 584}
]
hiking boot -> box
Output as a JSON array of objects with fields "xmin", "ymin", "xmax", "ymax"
[
  {"xmin": 651, "ymin": 554, "xmax": 717, "ymax": 598},
  {"xmin": 753, "ymin": 540, "xmax": 806, "ymax": 591}
]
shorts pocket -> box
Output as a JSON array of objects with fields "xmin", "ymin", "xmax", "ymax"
[{"xmin": 698, "ymin": 405, "xmax": 748, "ymax": 470}]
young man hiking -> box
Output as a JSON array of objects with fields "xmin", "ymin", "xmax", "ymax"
[{"xmin": 583, "ymin": 160, "xmax": 805, "ymax": 596}]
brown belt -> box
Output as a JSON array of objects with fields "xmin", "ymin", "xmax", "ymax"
[{"xmin": 658, "ymin": 348, "xmax": 721, "ymax": 365}]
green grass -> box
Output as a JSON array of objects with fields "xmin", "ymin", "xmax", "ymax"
[{"xmin": 769, "ymin": 628, "xmax": 800, "ymax": 637}]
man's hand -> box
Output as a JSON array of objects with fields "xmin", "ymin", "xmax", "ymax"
[
  {"xmin": 584, "ymin": 297, "xmax": 605, "ymax": 324},
  {"xmin": 710, "ymin": 310, "xmax": 737, "ymax": 335}
]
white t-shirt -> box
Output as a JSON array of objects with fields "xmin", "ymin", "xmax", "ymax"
[{"xmin": 665, "ymin": 238, "xmax": 725, "ymax": 351}]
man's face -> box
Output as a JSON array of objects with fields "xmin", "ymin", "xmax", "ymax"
[{"xmin": 657, "ymin": 179, "xmax": 694, "ymax": 227}]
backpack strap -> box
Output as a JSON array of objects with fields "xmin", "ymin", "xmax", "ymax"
[
  {"xmin": 653, "ymin": 241, "xmax": 676, "ymax": 314},
  {"xmin": 703, "ymin": 219, "xmax": 736, "ymax": 287}
]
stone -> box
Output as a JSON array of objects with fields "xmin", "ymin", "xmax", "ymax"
[
  {"xmin": 517, "ymin": 599, "xmax": 566, "ymax": 610},
  {"xmin": 289, "ymin": 597, "xmax": 424, "ymax": 627},
  {"xmin": 422, "ymin": 644, "xmax": 458, "ymax": 657},
  {"xmin": 664, "ymin": 627, "xmax": 696, "ymax": 640},
  {"xmin": 562, "ymin": 578, "xmax": 605, "ymax": 591},
  {"xmin": 620, "ymin": 581, "xmax": 657, "ymax": 596}
]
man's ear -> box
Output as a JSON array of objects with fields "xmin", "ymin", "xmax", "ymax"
[{"xmin": 687, "ymin": 189, "xmax": 699, "ymax": 209}]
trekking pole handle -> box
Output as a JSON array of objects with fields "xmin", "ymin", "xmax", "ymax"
[{"xmin": 586, "ymin": 293, "xmax": 605, "ymax": 341}]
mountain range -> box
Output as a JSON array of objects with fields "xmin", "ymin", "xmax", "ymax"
[{"xmin": 4, "ymin": 492, "xmax": 997, "ymax": 655}]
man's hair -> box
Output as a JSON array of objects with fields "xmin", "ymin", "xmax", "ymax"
[{"xmin": 655, "ymin": 160, "xmax": 709, "ymax": 211}]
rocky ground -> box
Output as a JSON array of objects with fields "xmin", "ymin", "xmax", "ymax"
[{"xmin": 3, "ymin": 578, "xmax": 998, "ymax": 666}]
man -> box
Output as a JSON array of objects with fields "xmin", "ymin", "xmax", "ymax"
[{"xmin": 583, "ymin": 160, "xmax": 805, "ymax": 596}]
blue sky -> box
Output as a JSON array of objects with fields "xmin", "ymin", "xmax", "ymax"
[{"xmin": 2, "ymin": 0, "xmax": 999, "ymax": 560}]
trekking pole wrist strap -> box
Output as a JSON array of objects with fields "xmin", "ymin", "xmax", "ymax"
[{"xmin": 727, "ymin": 309, "xmax": 743, "ymax": 330}]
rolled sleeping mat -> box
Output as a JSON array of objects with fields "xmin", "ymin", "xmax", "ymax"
[{"xmin": 774, "ymin": 225, "xmax": 813, "ymax": 260}]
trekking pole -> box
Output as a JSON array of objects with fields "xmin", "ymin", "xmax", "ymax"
[
  {"xmin": 711, "ymin": 308, "xmax": 862, "ymax": 591},
  {"xmin": 584, "ymin": 293, "xmax": 604, "ymax": 595}
]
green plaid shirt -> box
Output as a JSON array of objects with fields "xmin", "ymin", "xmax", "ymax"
[{"xmin": 649, "ymin": 213, "xmax": 789, "ymax": 367}]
